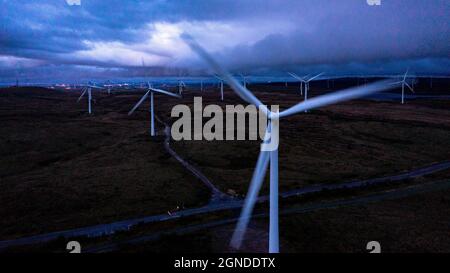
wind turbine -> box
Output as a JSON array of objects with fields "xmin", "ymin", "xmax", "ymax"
[
  {"xmin": 289, "ymin": 72, "xmax": 324, "ymax": 112},
  {"xmin": 77, "ymin": 82, "xmax": 104, "ymax": 114},
  {"xmin": 183, "ymin": 34, "xmax": 401, "ymax": 253},
  {"xmin": 240, "ymin": 74, "xmax": 250, "ymax": 88},
  {"xmin": 105, "ymin": 80, "xmax": 113, "ymax": 95},
  {"xmin": 398, "ymin": 69, "xmax": 414, "ymax": 104},
  {"xmin": 303, "ymin": 73, "xmax": 324, "ymax": 106},
  {"xmin": 15, "ymin": 62, "xmax": 21, "ymax": 87},
  {"xmin": 128, "ymin": 83, "xmax": 181, "ymax": 136},
  {"xmin": 178, "ymin": 81, "xmax": 186, "ymax": 95},
  {"xmin": 288, "ymin": 72, "xmax": 307, "ymax": 95},
  {"xmin": 214, "ymin": 75, "xmax": 225, "ymax": 101}
]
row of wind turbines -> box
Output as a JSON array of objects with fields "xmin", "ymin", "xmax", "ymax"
[
  {"xmin": 75, "ymin": 74, "xmax": 242, "ymax": 123},
  {"xmin": 77, "ymin": 68, "xmax": 415, "ymax": 118},
  {"xmin": 75, "ymin": 61, "xmax": 416, "ymax": 123}
]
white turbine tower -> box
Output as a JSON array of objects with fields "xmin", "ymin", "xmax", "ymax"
[
  {"xmin": 105, "ymin": 80, "xmax": 113, "ymax": 95},
  {"xmin": 240, "ymin": 74, "xmax": 250, "ymax": 88},
  {"xmin": 178, "ymin": 81, "xmax": 186, "ymax": 95},
  {"xmin": 399, "ymin": 69, "xmax": 414, "ymax": 104},
  {"xmin": 288, "ymin": 72, "xmax": 324, "ymax": 112},
  {"xmin": 214, "ymin": 75, "xmax": 225, "ymax": 101},
  {"xmin": 183, "ymin": 34, "xmax": 401, "ymax": 253},
  {"xmin": 128, "ymin": 83, "xmax": 181, "ymax": 136},
  {"xmin": 77, "ymin": 82, "xmax": 104, "ymax": 115},
  {"xmin": 288, "ymin": 72, "xmax": 307, "ymax": 95}
]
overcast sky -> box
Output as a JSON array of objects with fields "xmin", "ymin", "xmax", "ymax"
[{"xmin": 0, "ymin": 0, "xmax": 449, "ymax": 82}]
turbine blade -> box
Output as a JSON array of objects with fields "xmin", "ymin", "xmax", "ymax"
[
  {"xmin": 150, "ymin": 87, "xmax": 182, "ymax": 98},
  {"xmin": 405, "ymin": 82, "xmax": 414, "ymax": 92},
  {"xmin": 307, "ymin": 72, "xmax": 324, "ymax": 82},
  {"xmin": 303, "ymin": 74, "xmax": 311, "ymax": 80},
  {"xmin": 88, "ymin": 85, "xmax": 105, "ymax": 90},
  {"xmin": 77, "ymin": 88, "xmax": 87, "ymax": 102},
  {"xmin": 279, "ymin": 79, "xmax": 401, "ymax": 118},
  {"xmin": 403, "ymin": 68, "xmax": 409, "ymax": 82},
  {"xmin": 128, "ymin": 90, "xmax": 150, "ymax": 115},
  {"xmin": 230, "ymin": 149, "xmax": 270, "ymax": 250},
  {"xmin": 288, "ymin": 72, "xmax": 304, "ymax": 82},
  {"xmin": 182, "ymin": 34, "xmax": 269, "ymax": 116}
]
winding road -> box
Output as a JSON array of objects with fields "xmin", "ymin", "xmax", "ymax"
[
  {"xmin": 84, "ymin": 179, "xmax": 450, "ymax": 253},
  {"xmin": 156, "ymin": 115, "xmax": 232, "ymax": 203},
  {"xmin": 0, "ymin": 116, "xmax": 449, "ymax": 251}
]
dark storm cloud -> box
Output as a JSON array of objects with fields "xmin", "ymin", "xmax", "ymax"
[
  {"xmin": 0, "ymin": 0, "xmax": 449, "ymax": 81},
  {"xmin": 208, "ymin": 0, "xmax": 450, "ymax": 68}
]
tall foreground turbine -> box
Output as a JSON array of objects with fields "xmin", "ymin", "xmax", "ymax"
[
  {"xmin": 129, "ymin": 83, "xmax": 181, "ymax": 136},
  {"xmin": 77, "ymin": 83, "xmax": 104, "ymax": 114},
  {"xmin": 183, "ymin": 34, "xmax": 401, "ymax": 253}
]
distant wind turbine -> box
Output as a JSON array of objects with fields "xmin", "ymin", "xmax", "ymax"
[
  {"xmin": 178, "ymin": 81, "xmax": 186, "ymax": 95},
  {"xmin": 397, "ymin": 69, "xmax": 414, "ymax": 104},
  {"xmin": 183, "ymin": 34, "xmax": 401, "ymax": 254},
  {"xmin": 105, "ymin": 80, "xmax": 113, "ymax": 95},
  {"xmin": 77, "ymin": 82, "xmax": 104, "ymax": 114},
  {"xmin": 214, "ymin": 75, "xmax": 225, "ymax": 101},
  {"xmin": 128, "ymin": 83, "xmax": 181, "ymax": 136},
  {"xmin": 288, "ymin": 72, "xmax": 324, "ymax": 112},
  {"xmin": 15, "ymin": 62, "xmax": 21, "ymax": 87},
  {"xmin": 240, "ymin": 74, "xmax": 250, "ymax": 88},
  {"xmin": 288, "ymin": 72, "xmax": 306, "ymax": 95}
]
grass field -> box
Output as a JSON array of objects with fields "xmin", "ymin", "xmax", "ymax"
[
  {"xmin": 0, "ymin": 87, "xmax": 210, "ymax": 240},
  {"xmin": 171, "ymin": 89, "xmax": 450, "ymax": 195},
  {"xmin": 1, "ymin": 84, "xmax": 449, "ymax": 247}
]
